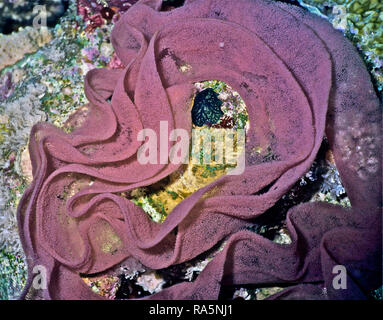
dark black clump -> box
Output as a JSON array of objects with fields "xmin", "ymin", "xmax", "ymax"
[{"xmin": 191, "ymin": 88, "xmax": 224, "ymax": 127}]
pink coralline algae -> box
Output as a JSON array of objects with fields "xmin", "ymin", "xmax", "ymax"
[{"xmin": 18, "ymin": 0, "xmax": 381, "ymax": 300}]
